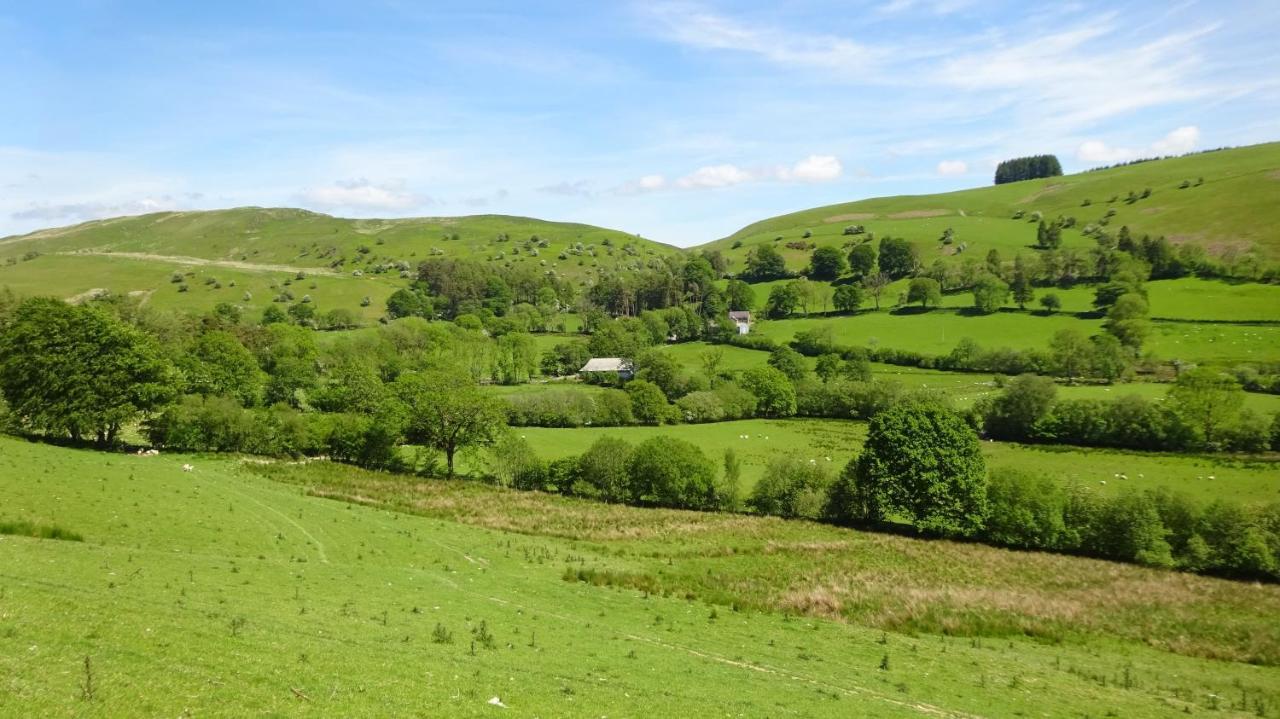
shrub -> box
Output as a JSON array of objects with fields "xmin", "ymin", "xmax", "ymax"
[
  {"xmin": 738, "ymin": 366, "xmax": 796, "ymax": 417},
  {"xmin": 749, "ymin": 456, "xmax": 835, "ymax": 520},
  {"xmin": 626, "ymin": 380, "xmax": 670, "ymax": 425},
  {"xmin": 578, "ymin": 437, "xmax": 633, "ymax": 502},
  {"xmin": 982, "ymin": 469, "xmax": 1066, "ymax": 550},
  {"xmin": 627, "ymin": 436, "xmax": 728, "ymax": 510}
]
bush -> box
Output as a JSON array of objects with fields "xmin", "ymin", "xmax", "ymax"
[
  {"xmin": 676, "ymin": 390, "xmax": 726, "ymax": 423},
  {"xmin": 627, "ymin": 436, "xmax": 729, "ymax": 510},
  {"xmin": 326, "ymin": 412, "xmax": 405, "ymax": 471},
  {"xmin": 487, "ymin": 432, "xmax": 547, "ymax": 491},
  {"xmin": 578, "ymin": 437, "xmax": 633, "ymax": 502},
  {"xmin": 749, "ymin": 457, "xmax": 835, "ymax": 520},
  {"xmin": 982, "ymin": 469, "xmax": 1066, "ymax": 550},
  {"xmin": 738, "ymin": 366, "xmax": 796, "ymax": 417},
  {"xmin": 626, "ymin": 380, "xmax": 670, "ymax": 425}
]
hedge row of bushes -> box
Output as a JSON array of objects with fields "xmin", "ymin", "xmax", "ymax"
[
  {"xmin": 146, "ymin": 395, "xmax": 405, "ymax": 470},
  {"xmin": 746, "ymin": 455, "xmax": 1280, "ymax": 580}
]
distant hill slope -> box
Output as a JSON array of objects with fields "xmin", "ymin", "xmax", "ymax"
[
  {"xmin": 0, "ymin": 207, "xmax": 679, "ymax": 278},
  {"xmin": 698, "ymin": 142, "xmax": 1280, "ymax": 273},
  {"xmin": 0, "ymin": 208, "xmax": 681, "ymax": 320}
]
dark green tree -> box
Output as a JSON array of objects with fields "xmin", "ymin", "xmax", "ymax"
[
  {"xmin": 847, "ymin": 243, "xmax": 877, "ymax": 278},
  {"xmin": 832, "ymin": 284, "xmax": 864, "ymax": 313},
  {"xmin": 724, "ymin": 280, "xmax": 756, "ymax": 312},
  {"xmin": 906, "ymin": 277, "xmax": 942, "ymax": 308},
  {"xmin": 395, "ymin": 370, "xmax": 506, "ymax": 477},
  {"xmin": 0, "ymin": 297, "xmax": 176, "ymax": 445},
  {"xmin": 807, "ymin": 246, "xmax": 847, "ymax": 280},
  {"xmin": 877, "ymin": 237, "xmax": 919, "ymax": 279},
  {"xmin": 837, "ymin": 403, "xmax": 987, "ymax": 536},
  {"xmin": 743, "ymin": 244, "xmax": 788, "ymax": 281}
]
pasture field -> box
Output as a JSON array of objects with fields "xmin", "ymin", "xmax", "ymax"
[
  {"xmin": 0, "ymin": 252, "xmax": 402, "ymax": 322},
  {"xmin": 755, "ymin": 309, "xmax": 1280, "ymax": 365},
  {"xmin": 755, "ymin": 310, "xmax": 1107, "ymax": 355},
  {"xmin": 3, "ymin": 436, "xmax": 1280, "ymax": 717},
  {"xmin": 0, "ymin": 208, "xmax": 678, "ymax": 282},
  {"xmin": 511, "ymin": 418, "xmax": 1280, "ymax": 505},
  {"xmin": 699, "ymin": 142, "xmax": 1280, "ymax": 270}
]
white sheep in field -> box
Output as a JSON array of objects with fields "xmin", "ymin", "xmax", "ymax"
[{"xmin": 181, "ymin": 464, "xmax": 194, "ymax": 472}]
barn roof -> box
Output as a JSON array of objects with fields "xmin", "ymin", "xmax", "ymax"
[{"xmin": 579, "ymin": 357, "xmax": 633, "ymax": 373}]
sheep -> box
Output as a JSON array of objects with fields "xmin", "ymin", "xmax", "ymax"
[{"xmin": 182, "ymin": 464, "xmax": 194, "ymax": 472}]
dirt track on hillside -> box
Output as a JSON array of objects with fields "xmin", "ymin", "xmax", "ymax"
[{"xmin": 57, "ymin": 251, "xmax": 341, "ymax": 276}]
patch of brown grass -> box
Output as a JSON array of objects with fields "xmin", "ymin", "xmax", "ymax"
[
  {"xmin": 823, "ymin": 212, "xmax": 876, "ymax": 223},
  {"xmin": 887, "ymin": 209, "xmax": 950, "ymax": 219}
]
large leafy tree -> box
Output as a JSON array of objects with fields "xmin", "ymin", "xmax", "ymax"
[
  {"xmin": 743, "ymin": 244, "xmax": 788, "ymax": 281},
  {"xmin": 1169, "ymin": 367, "xmax": 1244, "ymax": 449},
  {"xmin": 847, "ymin": 243, "xmax": 877, "ymax": 278},
  {"xmin": 0, "ymin": 297, "xmax": 176, "ymax": 445},
  {"xmin": 738, "ymin": 366, "xmax": 796, "ymax": 417},
  {"xmin": 971, "ymin": 276, "xmax": 1009, "ymax": 314},
  {"xmin": 807, "ymin": 246, "xmax": 847, "ymax": 280},
  {"xmin": 181, "ymin": 330, "xmax": 263, "ymax": 405},
  {"xmin": 627, "ymin": 436, "xmax": 726, "ymax": 510},
  {"xmin": 395, "ymin": 370, "xmax": 506, "ymax": 477},
  {"xmin": 906, "ymin": 277, "xmax": 942, "ymax": 308},
  {"xmin": 724, "ymin": 280, "xmax": 756, "ymax": 312},
  {"xmin": 877, "ymin": 237, "xmax": 919, "ymax": 279},
  {"xmin": 838, "ymin": 403, "xmax": 987, "ymax": 537}
]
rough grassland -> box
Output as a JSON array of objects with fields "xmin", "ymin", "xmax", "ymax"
[
  {"xmin": 0, "ymin": 208, "xmax": 679, "ymax": 280},
  {"xmin": 2, "ymin": 435, "xmax": 1278, "ymax": 717},
  {"xmin": 699, "ymin": 142, "xmax": 1280, "ymax": 272}
]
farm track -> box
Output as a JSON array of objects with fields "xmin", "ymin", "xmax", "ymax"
[{"xmin": 56, "ymin": 250, "xmax": 342, "ymax": 276}]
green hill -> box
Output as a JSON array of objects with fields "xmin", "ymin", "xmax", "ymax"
[
  {"xmin": 698, "ymin": 142, "xmax": 1280, "ymax": 274},
  {"xmin": 0, "ymin": 207, "xmax": 680, "ymax": 320},
  {"xmin": 4, "ymin": 435, "xmax": 1278, "ymax": 716}
]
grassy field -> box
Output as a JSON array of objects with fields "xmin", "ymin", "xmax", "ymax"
[
  {"xmin": 510, "ymin": 418, "xmax": 1280, "ymax": 506},
  {"xmin": 0, "ymin": 207, "xmax": 679, "ymax": 281},
  {"xmin": 698, "ymin": 142, "xmax": 1280, "ymax": 273},
  {"xmin": 2, "ymin": 435, "xmax": 1279, "ymax": 717},
  {"xmin": 752, "ymin": 309, "xmax": 1280, "ymax": 365},
  {"xmin": 0, "ymin": 252, "xmax": 404, "ymax": 322}
]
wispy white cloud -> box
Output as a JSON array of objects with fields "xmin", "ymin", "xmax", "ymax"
[
  {"xmin": 537, "ymin": 180, "xmax": 593, "ymax": 198},
  {"xmin": 1076, "ymin": 125, "xmax": 1201, "ymax": 164},
  {"xmin": 299, "ymin": 178, "xmax": 430, "ymax": 211},
  {"xmin": 622, "ymin": 154, "xmax": 843, "ymax": 194},
  {"xmin": 935, "ymin": 160, "xmax": 968, "ymax": 176},
  {"xmin": 779, "ymin": 155, "xmax": 843, "ymax": 182},
  {"xmin": 641, "ymin": 3, "xmax": 884, "ymax": 74},
  {"xmin": 11, "ymin": 197, "xmax": 183, "ymax": 223}
]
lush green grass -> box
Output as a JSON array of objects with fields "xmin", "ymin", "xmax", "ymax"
[
  {"xmin": 0, "ymin": 207, "xmax": 680, "ymax": 281},
  {"xmin": 0, "ymin": 252, "xmax": 403, "ymax": 322},
  {"xmin": 1145, "ymin": 279, "xmax": 1280, "ymax": 321},
  {"xmin": 752, "ymin": 308, "xmax": 1280, "ymax": 364},
  {"xmin": 512, "ymin": 418, "xmax": 1280, "ymax": 506},
  {"xmin": 3, "ymin": 434, "xmax": 1278, "ymax": 716},
  {"xmin": 699, "ymin": 142, "xmax": 1280, "ymax": 274},
  {"xmin": 757, "ymin": 309, "xmax": 1105, "ymax": 355}
]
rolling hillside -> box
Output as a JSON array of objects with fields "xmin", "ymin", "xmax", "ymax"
[
  {"xmin": 698, "ymin": 142, "xmax": 1280, "ymax": 274},
  {"xmin": 4, "ymin": 436, "xmax": 1278, "ymax": 716},
  {"xmin": 0, "ymin": 208, "xmax": 680, "ymax": 320}
]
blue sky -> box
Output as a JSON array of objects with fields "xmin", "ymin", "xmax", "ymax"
[{"xmin": 2, "ymin": 1, "xmax": 1278, "ymax": 246}]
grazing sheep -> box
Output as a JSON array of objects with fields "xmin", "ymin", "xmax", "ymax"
[{"xmin": 182, "ymin": 464, "xmax": 194, "ymax": 472}]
